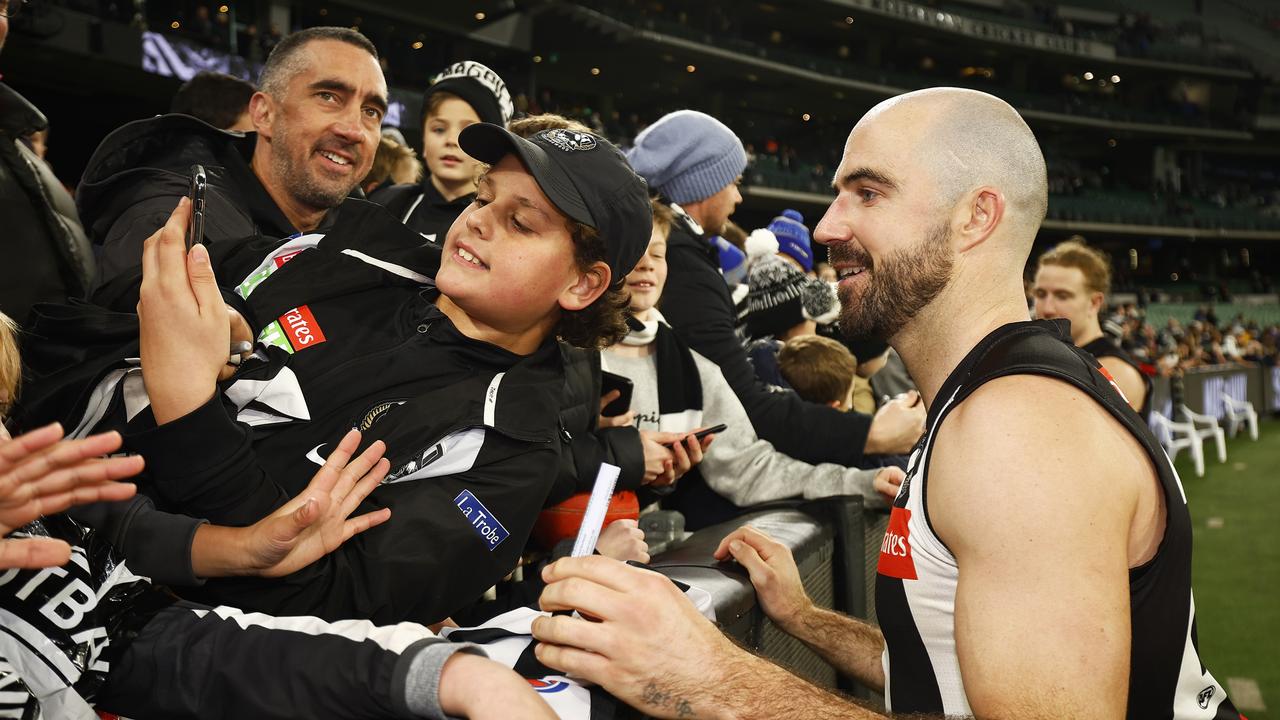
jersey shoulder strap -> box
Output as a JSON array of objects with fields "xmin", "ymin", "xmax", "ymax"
[{"xmin": 950, "ymin": 320, "xmax": 1159, "ymax": 460}]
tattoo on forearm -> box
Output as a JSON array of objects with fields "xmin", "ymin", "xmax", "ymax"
[{"xmin": 641, "ymin": 681, "xmax": 697, "ymax": 718}]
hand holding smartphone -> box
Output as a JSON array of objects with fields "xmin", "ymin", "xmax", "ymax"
[
  {"xmin": 665, "ymin": 423, "xmax": 727, "ymax": 448},
  {"xmin": 600, "ymin": 371, "xmax": 634, "ymax": 417},
  {"xmin": 186, "ymin": 164, "xmax": 207, "ymax": 251}
]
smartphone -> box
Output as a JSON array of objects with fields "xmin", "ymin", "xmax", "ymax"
[
  {"xmin": 186, "ymin": 164, "xmax": 207, "ymax": 250},
  {"xmin": 600, "ymin": 371, "xmax": 633, "ymax": 417},
  {"xmin": 666, "ymin": 423, "xmax": 728, "ymax": 448}
]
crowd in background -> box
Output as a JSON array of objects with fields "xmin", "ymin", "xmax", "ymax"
[{"xmin": 1104, "ymin": 303, "xmax": 1280, "ymax": 374}]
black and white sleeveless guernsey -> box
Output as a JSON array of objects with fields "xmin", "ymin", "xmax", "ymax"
[
  {"xmin": 875, "ymin": 319, "xmax": 1237, "ymax": 719},
  {"xmin": 1083, "ymin": 335, "xmax": 1153, "ymax": 421}
]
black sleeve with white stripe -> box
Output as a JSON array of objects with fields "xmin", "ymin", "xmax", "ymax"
[{"xmin": 96, "ymin": 601, "xmax": 483, "ymax": 720}]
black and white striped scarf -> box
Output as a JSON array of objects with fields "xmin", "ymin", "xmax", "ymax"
[{"xmin": 616, "ymin": 310, "xmax": 704, "ymax": 432}]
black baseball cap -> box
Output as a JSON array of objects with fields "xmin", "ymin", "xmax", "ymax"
[{"xmin": 458, "ymin": 123, "xmax": 652, "ymax": 286}]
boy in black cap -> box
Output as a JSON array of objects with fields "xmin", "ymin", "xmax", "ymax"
[
  {"xmin": 372, "ymin": 61, "xmax": 514, "ymax": 244},
  {"xmin": 30, "ymin": 120, "xmax": 651, "ymax": 630}
]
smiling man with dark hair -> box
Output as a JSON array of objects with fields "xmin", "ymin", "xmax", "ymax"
[{"xmin": 79, "ymin": 26, "xmax": 388, "ymax": 298}]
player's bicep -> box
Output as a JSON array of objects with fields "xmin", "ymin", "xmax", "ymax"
[
  {"xmin": 952, "ymin": 538, "xmax": 1131, "ymax": 719},
  {"xmin": 931, "ymin": 377, "xmax": 1135, "ymax": 719}
]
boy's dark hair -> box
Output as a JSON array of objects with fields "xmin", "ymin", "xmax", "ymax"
[
  {"xmin": 258, "ymin": 27, "xmax": 378, "ymax": 98},
  {"xmin": 170, "ymin": 72, "xmax": 257, "ymax": 129},
  {"xmin": 777, "ymin": 334, "xmax": 856, "ymax": 406},
  {"xmin": 558, "ymin": 223, "xmax": 632, "ymax": 348},
  {"xmin": 506, "ymin": 115, "xmax": 631, "ymax": 349},
  {"xmin": 507, "ymin": 113, "xmax": 590, "ymax": 137}
]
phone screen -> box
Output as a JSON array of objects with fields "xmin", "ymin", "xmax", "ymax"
[{"xmin": 186, "ymin": 164, "xmax": 207, "ymax": 250}]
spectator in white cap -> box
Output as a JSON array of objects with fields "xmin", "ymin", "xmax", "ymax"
[
  {"xmin": 371, "ymin": 60, "xmax": 514, "ymax": 244},
  {"xmin": 624, "ymin": 111, "xmax": 924, "ymax": 524}
]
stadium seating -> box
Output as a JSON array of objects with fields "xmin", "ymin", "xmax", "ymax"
[
  {"xmin": 1180, "ymin": 405, "xmax": 1228, "ymax": 463},
  {"xmin": 1222, "ymin": 395, "xmax": 1260, "ymax": 440},
  {"xmin": 1150, "ymin": 410, "xmax": 1207, "ymax": 477}
]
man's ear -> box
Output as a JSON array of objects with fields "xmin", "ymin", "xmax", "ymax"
[
  {"xmin": 1090, "ymin": 291, "xmax": 1105, "ymax": 316},
  {"xmin": 954, "ymin": 186, "xmax": 1005, "ymax": 253},
  {"xmin": 248, "ymin": 92, "xmax": 275, "ymax": 139},
  {"xmin": 560, "ymin": 261, "xmax": 610, "ymax": 312}
]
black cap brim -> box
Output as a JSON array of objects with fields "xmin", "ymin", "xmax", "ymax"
[{"xmin": 458, "ymin": 123, "xmax": 597, "ymax": 230}]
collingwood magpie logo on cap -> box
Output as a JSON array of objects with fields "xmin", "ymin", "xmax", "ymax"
[{"xmin": 540, "ymin": 129, "xmax": 598, "ymax": 152}]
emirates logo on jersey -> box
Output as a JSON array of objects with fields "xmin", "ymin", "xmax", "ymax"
[
  {"xmin": 278, "ymin": 305, "xmax": 327, "ymax": 352},
  {"xmin": 878, "ymin": 506, "xmax": 918, "ymax": 580}
]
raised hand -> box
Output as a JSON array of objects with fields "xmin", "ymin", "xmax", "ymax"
[
  {"xmin": 190, "ymin": 430, "xmax": 392, "ymax": 578},
  {"xmin": 137, "ymin": 197, "xmax": 230, "ymax": 425},
  {"xmin": 0, "ymin": 424, "xmax": 142, "ymax": 569}
]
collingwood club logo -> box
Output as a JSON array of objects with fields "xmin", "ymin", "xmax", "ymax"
[
  {"xmin": 540, "ymin": 129, "xmax": 597, "ymax": 152},
  {"xmin": 359, "ymin": 400, "xmax": 405, "ymax": 431},
  {"xmin": 1197, "ymin": 685, "xmax": 1214, "ymax": 709}
]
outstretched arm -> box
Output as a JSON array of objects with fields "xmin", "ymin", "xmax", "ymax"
[
  {"xmin": 714, "ymin": 526, "xmax": 886, "ymax": 691},
  {"xmin": 531, "ymin": 555, "xmax": 886, "ymax": 719},
  {"xmin": 0, "ymin": 425, "xmax": 142, "ymax": 569},
  {"xmin": 189, "ymin": 429, "xmax": 392, "ymax": 579}
]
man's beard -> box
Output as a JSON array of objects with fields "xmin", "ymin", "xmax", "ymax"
[
  {"xmin": 833, "ymin": 221, "xmax": 954, "ymax": 341},
  {"xmin": 271, "ymin": 125, "xmax": 360, "ymax": 211}
]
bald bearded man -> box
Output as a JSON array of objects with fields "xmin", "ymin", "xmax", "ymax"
[{"xmin": 528, "ymin": 88, "xmax": 1237, "ymax": 720}]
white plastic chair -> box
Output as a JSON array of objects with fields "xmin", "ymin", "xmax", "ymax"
[
  {"xmin": 1150, "ymin": 411, "xmax": 1205, "ymax": 478},
  {"xmin": 1222, "ymin": 395, "xmax": 1259, "ymax": 441},
  {"xmin": 1179, "ymin": 405, "xmax": 1227, "ymax": 464}
]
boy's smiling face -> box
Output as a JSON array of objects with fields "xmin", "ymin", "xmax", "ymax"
[{"xmin": 437, "ymin": 155, "xmax": 606, "ymax": 346}]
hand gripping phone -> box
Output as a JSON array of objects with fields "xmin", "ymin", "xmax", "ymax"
[
  {"xmin": 186, "ymin": 164, "xmax": 207, "ymax": 250},
  {"xmin": 600, "ymin": 371, "xmax": 634, "ymax": 417}
]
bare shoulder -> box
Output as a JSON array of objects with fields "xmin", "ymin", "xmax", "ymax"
[
  {"xmin": 1097, "ymin": 356, "xmax": 1147, "ymax": 408},
  {"xmin": 927, "ymin": 374, "xmax": 1147, "ymax": 553},
  {"xmin": 1097, "ymin": 355, "xmax": 1142, "ymax": 384}
]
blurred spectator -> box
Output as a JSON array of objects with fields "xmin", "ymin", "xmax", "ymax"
[
  {"xmin": 744, "ymin": 255, "xmax": 840, "ymax": 391},
  {"xmin": 170, "ymin": 71, "xmax": 257, "ymax": 131},
  {"xmin": 0, "ymin": 13, "xmax": 95, "ymax": 324},
  {"xmin": 766, "ymin": 209, "xmax": 814, "ymax": 274},
  {"xmin": 1033, "ymin": 239, "xmax": 1150, "ymax": 417},
  {"xmin": 745, "ymin": 256, "xmax": 838, "ymax": 342},
  {"xmin": 22, "ymin": 127, "xmax": 46, "ymax": 158},
  {"xmin": 370, "ymin": 61, "xmax": 512, "ymax": 244},
  {"xmin": 777, "ymin": 334, "xmax": 857, "ymax": 411},
  {"xmin": 361, "ymin": 136, "xmax": 423, "ymax": 195}
]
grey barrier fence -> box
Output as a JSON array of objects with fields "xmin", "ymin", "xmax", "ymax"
[{"xmin": 1149, "ymin": 363, "xmax": 1278, "ymax": 421}]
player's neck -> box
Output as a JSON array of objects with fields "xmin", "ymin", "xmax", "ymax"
[
  {"xmin": 1074, "ymin": 319, "xmax": 1104, "ymax": 347},
  {"xmin": 893, "ymin": 278, "xmax": 1030, "ymax": 410}
]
